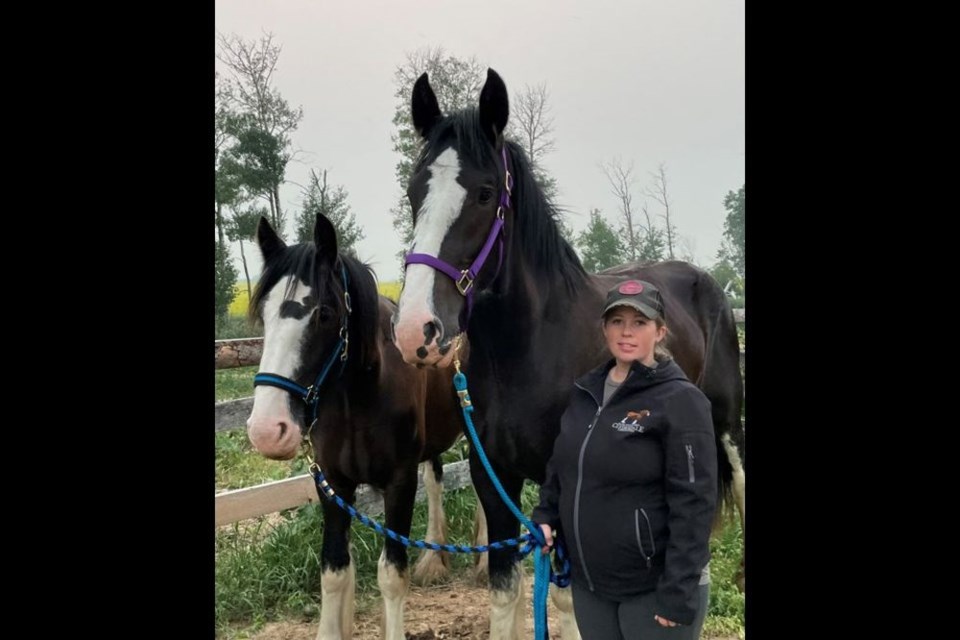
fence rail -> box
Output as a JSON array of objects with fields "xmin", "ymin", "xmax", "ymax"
[
  {"xmin": 214, "ymin": 309, "xmax": 745, "ymax": 526},
  {"xmin": 215, "ymin": 459, "xmax": 472, "ymax": 527}
]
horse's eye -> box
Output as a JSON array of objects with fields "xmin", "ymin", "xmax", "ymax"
[
  {"xmin": 478, "ymin": 188, "xmax": 495, "ymax": 205},
  {"xmin": 318, "ymin": 305, "xmax": 334, "ymax": 323}
]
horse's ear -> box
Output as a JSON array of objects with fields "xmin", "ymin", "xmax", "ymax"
[
  {"xmin": 479, "ymin": 68, "xmax": 509, "ymax": 144},
  {"xmin": 313, "ymin": 212, "xmax": 338, "ymax": 265},
  {"xmin": 412, "ymin": 72, "xmax": 442, "ymax": 139},
  {"xmin": 256, "ymin": 216, "xmax": 285, "ymax": 263}
]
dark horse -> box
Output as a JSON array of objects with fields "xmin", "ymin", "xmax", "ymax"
[
  {"xmin": 392, "ymin": 70, "xmax": 745, "ymax": 639},
  {"xmin": 246, "ymin": 214, "xmax": 463, "ymax": 640}
]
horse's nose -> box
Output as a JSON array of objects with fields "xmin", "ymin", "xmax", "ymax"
[
  {"xmin": 246, "ymin": 414, "xmax": 300, "ymax": 460},
  {"xmin": 423, "ymin": 318, "xmax": 443, "ymax": 345},
  {"xmin": 438, "ymin": 335, "xmax": 454, "ymax": 356}
]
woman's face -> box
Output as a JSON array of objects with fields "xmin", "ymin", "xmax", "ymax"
[{"xmin": 602, "ymin": 306, "xmax": 666, "ymax": 368}]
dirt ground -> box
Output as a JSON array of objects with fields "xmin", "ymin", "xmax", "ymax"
[{"xmin": 245, "ymin": 576, "xmax": 740, "ymax": 640}]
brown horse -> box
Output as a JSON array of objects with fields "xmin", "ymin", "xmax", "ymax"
[
  {"xmin": 392, "ymin": 69, "xmax": 745, "ymax": 639},
  {"xmin": 246, "ymin": 213, "xmax": 465, "ymax": 640}
]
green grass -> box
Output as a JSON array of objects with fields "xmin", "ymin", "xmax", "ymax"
[
  {"xmin": 215, "ymin": 430, "xmax": 304, "ymax": 491},
  {"xmin": 216, "ymin": 365, "xmax": 258, "ymax": 402},
  {"xmin": 216, "ymin": 315, "xmax": 261, "ymax": 340},
  {"xmin": 703, "ymin": 519, "xmax": 745, "ymax": 637}
]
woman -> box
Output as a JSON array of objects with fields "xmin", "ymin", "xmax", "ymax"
[{"xmin": 533, "ymin": 279, "xmax": 717, "ymax": 638}]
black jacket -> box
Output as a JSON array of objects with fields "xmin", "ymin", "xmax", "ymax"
[{"xmin": 532, "ymin": 357, "xmax": 717, "ymax": 626}]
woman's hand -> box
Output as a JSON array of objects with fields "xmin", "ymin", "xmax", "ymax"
[
  {"xmin": 539, "ymin": 524, "xmax": 554, "ymax": 554},
  {"xmin": 654, "ymin": 615, "xmax": 678, "ymax": 627}
]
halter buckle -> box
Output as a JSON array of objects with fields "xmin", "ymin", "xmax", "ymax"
[{"xmin": 456, "ymin": 270, "xmax": 475, "ymax": 296}]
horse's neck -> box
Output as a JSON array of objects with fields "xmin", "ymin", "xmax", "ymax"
[
  {"xmin": 501, "ymin": 247, "xmax": 582, "ymax": 313},
  {"xmin": 470, "ymin": 256, "xmax": 581, "ymax": 355}
]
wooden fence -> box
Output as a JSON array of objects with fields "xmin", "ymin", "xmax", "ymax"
[{"xmin": 214, "ymin": 309, "xmax": 745, "ymax": 526}]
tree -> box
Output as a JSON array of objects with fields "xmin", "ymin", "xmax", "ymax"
[
  {"xmin": 390, "ymin": 48, "xmax": 487, "ymax": 270},
  {"xmin": 295, "ymin": 169, "xmax": 365, "ymax": 255},
  {"xmin": 215, "ymin": 71, "xmax": 244, "ymax": 250},
  {"xmin": 603, "ymin": 158, "xmax": 668, "ymax": 263},
  {"xmin": 708, "ymin": 260, "xmax": 744, "ymax": 305},
  {"xmin": 720, "ymin": 185, "xmax": 745, "ymax": 277},
  {"xmin": 216, "ymin": 32, "xmax": 303, "ymax": 238},
  {"xmin": 507, "ymin": 82, "xmax": 576, "ymax": 246},
  {"xmin": 507, "ymin": 83, "xmax": 557, "ymax": 199},
  {"xmin": 576, "ymin": 209, "xmax": 625, "ymax": 272},
  {"xmin": 644, "ymin": 162, "xmax": 678, "ymax": 260},
  {"xmin": 602, "ymin": 158, "xmax": 640, "ymax": 261},
  {"xmin": 226, "ymin": 205, "xmax": 263, "ymax": 302},
  {"xmin": 215, "ymin": 240, "xmax": 239, "ymax": 320},
  {"xmin": 636, "ymin": 202, "xmax": 667, "ymax": 263}
]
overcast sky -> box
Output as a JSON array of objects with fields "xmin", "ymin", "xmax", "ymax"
[{"xmin": 215, "ymin": 0, "xmax": 744, "ymax": 283}]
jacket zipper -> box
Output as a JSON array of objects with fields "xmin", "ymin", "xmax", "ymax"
[
  {"xmin": 572, "ymin": 382, "xmax": 604, "ymax": 592},
  {"xmin": 634, "ymin": 508, "xmax": 656, "ymax": 568},
  {"xmin": 685, "ymin": 444, "xmax": 695, "ymax": 483},
  {"xmin": 570, "ymin": 372, "xmax": 635, "ymax": 592}
]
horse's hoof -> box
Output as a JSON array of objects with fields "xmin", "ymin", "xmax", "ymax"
[
  {"xmin": 472, "ymin": 554, "xmax": 490, "ymax": 586},
  {"xmin": 412, "ymin": 549, "xmax": 450, "ymax": 586}
]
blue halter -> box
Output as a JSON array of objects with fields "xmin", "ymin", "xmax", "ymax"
[{"xmin": 253, "ymin": 262, "xmax": 351, "ymax": 425}]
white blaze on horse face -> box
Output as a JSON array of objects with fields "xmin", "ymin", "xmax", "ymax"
[
  {"xmin": 246, "ymin": 277, "xmax": 313, "ymax": 460},
  {"xmin": 395, "ymin": 147, "xmax": 466, "ymax": 364}
]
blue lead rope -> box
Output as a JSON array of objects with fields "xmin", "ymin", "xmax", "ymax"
[
  {"xmin": 313, "ymin": 468, "xmax": 535, "ymax": 554},
  {"xmin": 453, "ymin": 370, "xmax": 565, "ymax": 640}
]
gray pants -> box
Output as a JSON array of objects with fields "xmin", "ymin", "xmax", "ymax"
[{"xmin": 570, "ymin": 582, "xmax": 709, "ymax": 640}]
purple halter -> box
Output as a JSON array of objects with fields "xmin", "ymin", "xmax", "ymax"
[{"xmin": 404, "ymin": 145, "xmax": 513, "ymax": 332}]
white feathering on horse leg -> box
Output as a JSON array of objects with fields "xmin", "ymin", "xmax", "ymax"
[
  {"xmin": 488, "ymin": 563, "xmax": 524, "ymax": 640},
  {"xmin": 413, "ymin": 461, "xmax": 451, "ymax": 585},
  {"xmin": 317, "ymin": 558, "xmax": 355, "ymax": 640},
  {"xmin": 378, "ymin": 548, "xmax": 409, "ymax": 640}
]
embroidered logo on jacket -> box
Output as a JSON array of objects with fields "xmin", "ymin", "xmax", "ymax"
[{"xmin": 611, "ymin": 410, "xmax": 650, "ymax": 433}]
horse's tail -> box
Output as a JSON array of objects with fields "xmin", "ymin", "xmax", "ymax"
[{"xmin": 692, "ymin": 267, "xmax": 745, "ymax": 534}]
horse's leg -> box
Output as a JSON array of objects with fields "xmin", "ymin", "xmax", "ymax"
[
  {"xmin": 317, "ymin": 481, "xmax": 357, "ymax": 640},
  {"xmin": 700, "ymin": 304, "xmax": 747, "ymax": 593},
  {"xmin": 550, "ymin": 583, "xmax": 582, "ymax": 640},
  {"xmin": 471, "ymin": 487, "xmax": 489, "ymax": 585},
  {"xmin": 412, "ymin": 456, "xmax": 451, "ymax": 585},
  {"xmin": 722, "ymin": 431, "xmax": 746, "ymax": 591},
  {"xmin": 470, "ymin": 452, "xmax": 525, "ymax": 640},
  {"xmin": 378, "ymin": 465, "xmax": 418, "ymax": 640}
]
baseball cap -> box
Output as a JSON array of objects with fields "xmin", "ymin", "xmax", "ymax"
[{"xmin": 602, "ymin": 279, "xmax": 664, "ymax": 320}]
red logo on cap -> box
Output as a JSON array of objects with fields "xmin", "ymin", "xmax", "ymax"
[{"xmin": 619, "ymin": 281, "xmax": 644, "ymax": 294}]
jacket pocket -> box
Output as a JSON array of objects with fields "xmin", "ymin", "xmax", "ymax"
[
  {"xmin": 634, "ymin": 508, "xmax": 657, "ymax": 568},
  {"xmin": 685, "ymin": 444, "xmax": 696, "ymax": 483}
]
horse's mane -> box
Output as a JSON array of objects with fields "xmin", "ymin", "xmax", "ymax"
[
  {"xmin": 415, "ymin": 108, "xmax": 588, "ymax": 293},
  {"xmin": 250, "ymin": 243, "xmax": 381, "ymax": 371}
]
